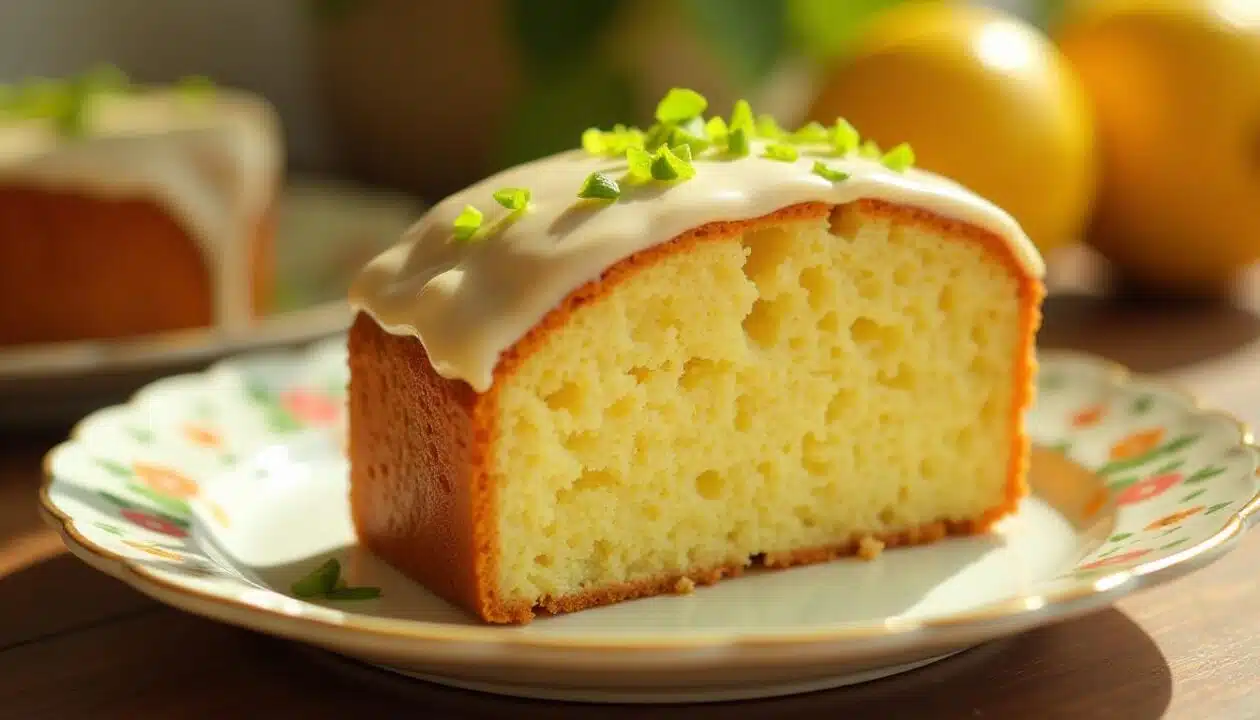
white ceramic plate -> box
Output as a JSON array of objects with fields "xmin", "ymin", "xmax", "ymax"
[
  {"xmin": 0, "ymin": 178, "xmax": 422, "ymax": 429},
  {"xmin": 41, "ymin": 341, "xmax": 1260, "ymax": 703}
]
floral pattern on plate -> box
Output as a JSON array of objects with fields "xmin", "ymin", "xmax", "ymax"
[{"xmin": 37, "ymin": 343, "xmax": 1260, "ymax": 702}]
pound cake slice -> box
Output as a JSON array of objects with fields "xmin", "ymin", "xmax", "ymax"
[{"xmin": 348, "ymin": 90, "xmax": 1045, "ymax": 624}]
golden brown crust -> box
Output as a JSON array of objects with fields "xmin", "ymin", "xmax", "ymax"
[
  {"xmin": 348, "ymin": 199, "xmax": 1044, "ymax": 625},
  {"xmin": 0, "ymin": 186, "xmax": 275, "ymax": 346}
]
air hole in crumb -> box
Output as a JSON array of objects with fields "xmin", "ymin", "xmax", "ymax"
[
  {"xmin": 826, "ymin": 390, "xmax": 854, "ymax": 423},
  {"xmin": 938, "ymin": 286, "xmax": 956, "ymax": 312},
  {"xmin": 879, "ymin": 507, "xmax": 897, "ymax": 525},
  {"xmin": 818, "ymin": 311, "xmax": 839, "ymax": 334},
  {"xmin": 971, "ymin": 323, "xmax": 989, "ymax": 347},
  {"xmin": 857, "ymin": 273, "xmax": 882, "ymax": 301},
  {"xmin": 893, "ymin": 263, "xmax": 916, "ymax": 287},
  {"xmin": 695, "ymin": 470, "xmax": 725, "ymax": 500},
  {"xmin": 799, "ymin": 266, "xmax": 832, "ymax": 311},
  {"xmin": 743, "ymin": 298, "xmax": 781, "ymax": 348},
  {"xmin": 877, "ymin": 362, "xmax": 916, "ymax": 390},
  {"xmin": 628, "ymin": 366, "xmax": 652, "ymax": 384},
  {"xmin": 573, "ymin": 469, "xmax": 618, "ymax": 492},
  {"xmin": 544, "ymin": 382, "xmax": 584, "ymax": 414},
  {"xmin": 827, "ymin": 203, "xmax": 863, "ymax": 238},
  {"xmin": 680, "ymin": 358, "xmax": 726, "ymax": 392},
  {"xmin": 735, "ymin": 394, "xmax": 756, "ymax": 431},
  {"xmin": 897, "ymin": 486, "xmax": 910, "ymax": 502},
  {"xmin": 534, "ymin": 554, "xmax": 554, "ymax": 568},
  {"xmin": 607, "ymin": 394, "xmax": 638, "ymax": 419},
  {"xmin": 741, "ymin": 226, "xmax": 795, "ymax": 285}
]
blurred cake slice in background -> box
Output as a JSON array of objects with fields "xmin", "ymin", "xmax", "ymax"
[{"xmin": 0, "ymin": 67, "xmax": 283, "ymax": 346}]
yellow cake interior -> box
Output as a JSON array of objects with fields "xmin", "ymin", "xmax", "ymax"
[{"xmin": 492, "ymin": 203, "xmax": 1023, "ymax": 605}]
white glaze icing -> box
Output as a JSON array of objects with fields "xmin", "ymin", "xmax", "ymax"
[
  {"xmin": 350, "ymin": 141, "xmax": 1043, "ymax": 392},
  {"xmin": 0, "ymin": 88, "xmax": 283, "ymax": 330}
]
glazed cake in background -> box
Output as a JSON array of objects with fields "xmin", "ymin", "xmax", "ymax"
[
  {"xmin": 347, "ymin": 91, "xmax": 1045, "ymax": 624},
  {"xmin": 0, "ymin": 69, "xmax": 283, "ymax": 346}
]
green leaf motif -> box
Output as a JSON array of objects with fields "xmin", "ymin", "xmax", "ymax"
[
  {"xmin": 127, "ymin": 427, "xmax": 155, "ymax": 444},
  {"xmin": 96, "ymin": 459, "xmax": 132, "ymax": 479},
  {"xmin": 1152, "ymin": 459, "xmax": 1185, "ymax": 476},
  {"xmin": 1205, "ymin": 502, "xmax": 1233, "ymax": 515},
  {"xmin": 1107, "ymin": 476, "xmax": 1138, "ymax": 492},
  {"xmin": 1180, "ymin": 489, "xmax": 1207, "ymax": 503},
  {"xmin": 1130, "ymin": 395, "xmax": 1155, "ymax": 415},
  {"xmin": 1160, "ymin": 538, "xmax": 1189, "ymax": 551},
  {"xmin": 99, "ymin": 491, "xmax": 135, "ymax": 509},
  {"xmin": 125, "ymin": 483, "xmax": 192, "ymax": 519},
  {"xmin": 1097, "ymin": 434, "xmax": 1201, "ymax": 476},
  {"xmin": 93, "ymin": 522, "xmax": 123, "ymax": 536},
  {"xmin": 1108, "ymin": 533, "xmax": 1133, "ymax": 543},
  {"xmin": 1184, "ymin": 466, "xmax": 1225, "ymax": 485}
]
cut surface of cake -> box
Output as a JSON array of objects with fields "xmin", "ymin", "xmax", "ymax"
[
  {"xmin": 347, "ymin": 91, "xmax": 1044, "ymax": 624},
  {"xmin": 0, "ymin": 68, "xmax": 283, "ymax": 346}
]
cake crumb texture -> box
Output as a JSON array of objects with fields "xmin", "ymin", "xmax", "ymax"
[{"xmin": 348, "ymin": 199, "xmax": 1040, "ymax": 623}]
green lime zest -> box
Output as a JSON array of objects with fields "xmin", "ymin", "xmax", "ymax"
[
  {"xmin": 831, "ymin": 118, "xmax": 861, "ymax": 155},
  {"xmin": 291, "ymin": 558, "xmax": 341, "ymax": 598},
  {"xmin": 650, "ymin": 145, "xmax": 696, "ymax": 181},
  {"xmin": 881, "ymin": 143, "xmax": 916, "ymax": 172},
  {"xmin": 655, "ymin": 87, "xmax": 708, "ymax": 124},
  {"xmin": 729, "ymin": 99, "xmax": 754, "ymax": 134},
  {"xmin": 452, "ymin": 205, "xmax": 484, "ymax": 241},
  {"xmin": 493, "ymin": 187, "xmax": 531, "ymax": 211},
  {"xmin": 762, "ymin": 142, "xmax": 799, "ymax": 162},
  {"xmin": 727, "ymin": 127, "xmax": 751, "ymax": 157},
  {"xmin": 582, "ymin": 124, "xmax": 645, "ymax": 156},
  {"xmin": 859, "ymin": 139, "xmax": 883, "ymax": 160},
  {"xmin": 789, "ymin": 121, "xmax": 829, "ymax": 144},
  {"xmin": 668, "ymin": 117, "xmax": 711, "ymax": 155},
  {"xmin": 626, "ymin": 146, "xmax": 653, "ymax": 182},
  {"xmin": 812, "ymin": 161, "xmax": 850, "ymax": 182},
  {"xmin": 581, "ymin": 127, "xmax": 606, "ymax": 154},
  {"xmin": 705, "ymin": 116, "xmax": 729, "ymax": 146},
  {"xmin": 578, "ymin": 172, "xmax": 621, "ymax": 200}
]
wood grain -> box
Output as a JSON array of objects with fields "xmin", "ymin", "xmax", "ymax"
[{"xmin": 3, "ymin": 268, "xmax": 1260, "ymax": 718}]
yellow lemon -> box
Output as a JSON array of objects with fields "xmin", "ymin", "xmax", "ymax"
[
  {"xmin": 806, "ymin": 3, "xmax": 1097, "ymax": 257},
  {"xmin": 1057, "ymin": 0, "xmax": 1260, "ymax": 295}
]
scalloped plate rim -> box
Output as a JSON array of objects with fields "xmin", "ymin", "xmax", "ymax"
[{"xmin": 39, "ymin": 343, "xmax": 1260, "ymax": 660}]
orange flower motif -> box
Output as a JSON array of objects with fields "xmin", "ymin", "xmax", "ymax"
[
  {"xmin": 1145, "ymin": 506, "xmax": 1205, "ymax": 531},
  {"xmin": 1109, "ymin": 428, "xmax": 1165, "ymax": 460},
  {"xmin": 183, "ymin": 424, "xmax": 223, "ymax": 449},
  {"xmin": 1071, "ymin": 404, "xmax": 1106, "ymax": 429},
  {"xmin": 132, "ymin": 462, "xmax": 199, "ymax": 499},
  {"xmin": 122, "ymin": 539, "xmax": 183, "ymax": 561}
]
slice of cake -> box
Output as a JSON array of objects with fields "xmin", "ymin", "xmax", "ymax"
[
  {"xmin": 348, "ymin": 90, "xmax": 1045, "ymax": 624},
  {"xmin": 0, "ymin": 67, "xmax": 283, "ymax": 346}
]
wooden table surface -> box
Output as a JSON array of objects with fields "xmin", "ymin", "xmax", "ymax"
[{"xmin": 5, "ymin": 264, "xmax": 1260, "ymax": 719}]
